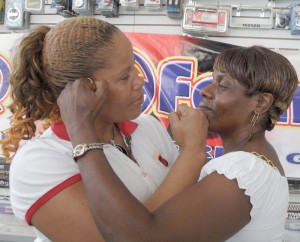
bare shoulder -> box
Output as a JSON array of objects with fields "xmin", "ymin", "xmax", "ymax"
[{"xmin": 253, "ymin": 141, "xmax": 285, "ymax": 176}]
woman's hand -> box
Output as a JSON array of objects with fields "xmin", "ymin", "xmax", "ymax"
[
  {"xmin": 169, "ymin": 104, "xmax": 209, "ymax": 153},
  {"xmin": 57, "ymin": 78, "xmax": 108, "ymax": 142}
]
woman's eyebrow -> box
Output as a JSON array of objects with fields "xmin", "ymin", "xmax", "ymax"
[
  {"xmin": 116, "ymin": 66, "xmax": 131, "ymax": 76},
  {"xmin": 212, "ymin": 72, "xmax": 226, "ymax": 79}
]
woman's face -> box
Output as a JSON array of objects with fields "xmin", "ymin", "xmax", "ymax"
[
  {"xmin": 92, "ymin": 32, "xmax": 145, "ymax": 123},
  {"xmin": 198, "ymin": 70, "xmax": 256, "ymax": 136}
]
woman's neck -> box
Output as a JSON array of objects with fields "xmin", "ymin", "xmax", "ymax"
[
  {"xmin": 221, "ymin": 130, "xmax": 266, "ymax": 154},
  {"xmin": 95, "ymin": 122, "xmax": 115, "ymax": 143}
]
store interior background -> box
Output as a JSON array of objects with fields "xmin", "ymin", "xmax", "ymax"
[
  {"xmin": 1, "ymin": 0, "xmax": 300, "ymax": 49},
  {"xmin": 0, "ymin": 0, "xmax": 299, "ymax": 241}
]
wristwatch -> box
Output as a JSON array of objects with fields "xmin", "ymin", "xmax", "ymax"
[{"xmin": 73, "ymin": 143, "xmax": 104, "ymax": 162}]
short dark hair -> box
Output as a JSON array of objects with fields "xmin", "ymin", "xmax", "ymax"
[{"xmin": 213, "ymin": 45, "xmax": 298, "ymax": 131}]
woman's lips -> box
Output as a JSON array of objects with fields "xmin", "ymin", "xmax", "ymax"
[
  {"xmin": 198, "ymin": 103, "xmax": 212, "ymax": 112},
  {"xmin": 133, "ymin": 93, "xmax": 145, "ymax": 105}
]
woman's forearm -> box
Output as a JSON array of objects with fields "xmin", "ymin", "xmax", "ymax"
[{"xmin": 144, "ymin": 149, "xmax": 206, "ymax": 212}]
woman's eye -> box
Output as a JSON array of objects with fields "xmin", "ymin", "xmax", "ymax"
[
  {"xmin": 218, "ymin": 84, "xmax": 227, "ymax": 91},
  {"xmin": 121, "ymin": 66, "xmax": 135, "ymax": 81},
  {"xmin": 121, "ymin": 75, "xmax": 130, "ymax": 80}
]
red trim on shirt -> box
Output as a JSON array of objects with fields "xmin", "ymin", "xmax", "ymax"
[
  {"xmin": 118, "ymin": 121, "xmax": 138, "ymax": 136},
  {"xmin": 51, "ymin": 121, "xmax": 138, "ymax": 141},
  {"xmin": 25, "ymin": 174, "xmax": 82, "ymax": 225},
  {"xmin": 50, "ymin": 121, "xmax": 70, "ymax": 141}
]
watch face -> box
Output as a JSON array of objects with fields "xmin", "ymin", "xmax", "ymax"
[
  {"xmin": 74, "ymin": 144, "xmax": 85, "ymax": 157},
  {"xmin": 73, "ymin": 143, "xmax": 103, "ymax": 161}
]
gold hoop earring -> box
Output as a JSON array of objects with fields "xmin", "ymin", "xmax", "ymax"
[
  {"xmin": 87, "ymin": 77, "xmax": 97, "ymax": 92},
  {"xmin": 248, "ymin": 111, "xmax": 259, "ymax": 141}
]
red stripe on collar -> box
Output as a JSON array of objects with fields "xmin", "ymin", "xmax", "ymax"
[
  {"xmin": 118, "ymin": 121, "xmax": 138, "ymax": 136},
  {"xmin": 51, "ymin": 121, "xmax": 138, "ymax": 141},
  {"xmin": 50, "ymin": 122, "xmax": 70, "ymax": 141}
]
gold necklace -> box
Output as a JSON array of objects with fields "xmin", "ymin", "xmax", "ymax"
[{"xmin": 251, "ymin": 151, "xmax": 277, "ymax": 169}]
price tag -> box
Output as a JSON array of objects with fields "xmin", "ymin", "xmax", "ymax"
[{"xmin": 192, "ymin": 11, "xmax": 218, "ymax": 24}]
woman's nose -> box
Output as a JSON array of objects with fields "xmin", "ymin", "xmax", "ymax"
[
  {"xmin": 132, "ymin": 73, "xmax": 145, "ymax": 91},
  {"xmin": 200, "ymin": 82, "xmax": 215, "ymax": 99}
]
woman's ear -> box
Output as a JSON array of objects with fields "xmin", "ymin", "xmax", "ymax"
[{"xmin": 256, "ymin": 93, "xmax": 274, "ymax": 114}]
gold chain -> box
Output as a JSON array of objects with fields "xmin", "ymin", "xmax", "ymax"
[{"xmin": 251, "ymin": 152, "xmax": 277, "ymax": 169}]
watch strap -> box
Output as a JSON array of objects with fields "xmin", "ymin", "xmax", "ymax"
[{"xmin": 73, "ymin": 143, "xmax": 104, "ymax": 162}]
